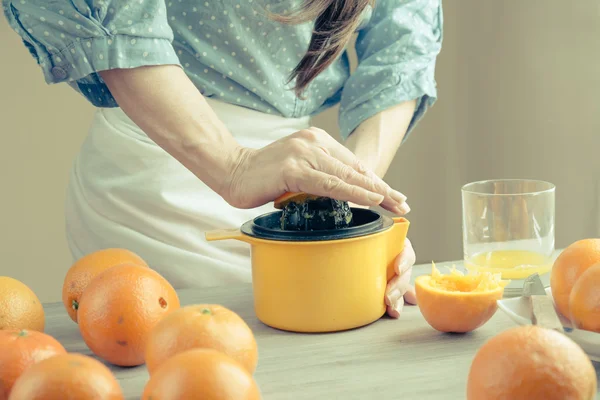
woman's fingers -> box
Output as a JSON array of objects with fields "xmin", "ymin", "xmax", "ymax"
[
  {"xmin": 329, "ymin": 148, "xmax": 409, "ymax": 214},
  {"xmin": 385, "ymin": 268, "xmax": 412, "ymax": 307},
  {"xmin": 387, "ymin": 297, "xmax": 404, "ymax": 319},
  {"xmin": 380, "ymin": 195, "xmax": 411, "ymax": 215},
  {"xmin": 394, "ymin": 238, "xmax": 416, "ymax": 275},
  {"xmin": 315, "ymin": 155, "xmax": 392, "ymax": 198},
  {"xmin": 294, "ymin": 168, "xmax": 385, "ymax": 207},
  {"xmin": 299, "ymin": 127, "xmax": 409, "ymax": 213},
  {"xmin": 321, "ymin": 156, "xmax": 409, "ymax": 215},
  {"xmin": 387, "ymin": 285, "xmax": 417, "ymax": 318},
  {"xmin": 385, "ymin": 274, "xmax": 415, "ymax": 319},
  {"xmin": 385, "ymin": 239, "xmax": 417, "ymax": 318}
]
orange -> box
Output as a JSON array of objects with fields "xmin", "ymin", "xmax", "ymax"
[
  {"xmin": 550, "ymin": 238, "xmax": 600, "ymax": 319},
  {"xmin": 0, "ymin": 329, "xmax": 66, "ymax": 399},
  {"xmin": 145, "ymin": 304, "xmax": 258, "ymax": 375},
  {"xmin": 8, "ymin": 353, "xmax": 124, "ymax": 400},
  {"xmin": 78, "ymin": 264, "xmax": 180, "ymax": 367},
  {"xmin": 569, "ymin": 263, "xmax": 600, "ymax": 332},
  {"xmin": 142, "ymin": 348, "xmax": 261, "ymax": 400},
  {"xmin": 273, "ymin": 192, "xmax": 320, "ymax": 209},
  {"xmin": 415, "ymin": 262, "xmax": 508, "ymax": 333},
  {"xmin": 467, "ymin": 325, "xmax": 597, "ymax": 400},
  {"xmin": 62, "ymin": 248, "xmax": 148, "ymax": 323},
  {"xmin": 0, "ymin": 277, "xmax": 45, "ymax": 332}
]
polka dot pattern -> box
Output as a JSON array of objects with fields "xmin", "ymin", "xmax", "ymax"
[{"xmin": 2, "ymin": 0, "xmax": 442, "ymax": 138}]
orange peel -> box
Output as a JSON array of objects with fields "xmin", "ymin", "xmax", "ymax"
[{"xmin": 273, "ymin": 192, "xmax": 321, "ymax": 209}]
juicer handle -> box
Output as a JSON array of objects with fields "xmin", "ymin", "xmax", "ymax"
[
  {"xmin": 386, "ymin": 217, "xmax": 410, "ymax": 282},
  {"xmin": 205, "ymin": 228, "xmax": 250, "ymax": 243}
]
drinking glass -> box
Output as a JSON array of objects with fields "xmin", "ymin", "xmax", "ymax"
[{"xmin": 461, "ymin": 179, "xmax": 555, "ymax": 281}]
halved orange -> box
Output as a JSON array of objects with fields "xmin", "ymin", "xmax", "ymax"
[
  {"xmin": 415, "ymin": 262, "xmax": 509, "ymax": 333},
  {"xmin": 273, "ymin": 192, "xmax": 321, "ymax": 209}
]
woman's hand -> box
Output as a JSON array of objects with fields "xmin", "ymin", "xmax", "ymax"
[
  {"xmin": 224, "ymin": 127, "xmax": 409, "ymax": 212},
  {"xmin": 385, "ymin": 238, "xmax": 417, "ymax": 318}
]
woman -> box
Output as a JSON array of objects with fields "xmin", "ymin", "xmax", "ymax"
[{"xmin": 3, "ymin": 0, "xmax": 443, "ymax": 317}]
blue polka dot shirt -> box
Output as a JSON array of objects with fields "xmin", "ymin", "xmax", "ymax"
[{"xmin": 3, "ymin": 0, "xmax": 443, "ymax": 139}]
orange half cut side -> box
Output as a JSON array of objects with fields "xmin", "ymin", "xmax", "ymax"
[{"xmin": 415, "ymin": 262, "xmax": 510, "ymax": 333}]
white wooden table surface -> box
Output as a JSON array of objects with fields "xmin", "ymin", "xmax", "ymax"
[{"xmin": 43, "ymin": 261, "xmax": 600, "ymax": 400}]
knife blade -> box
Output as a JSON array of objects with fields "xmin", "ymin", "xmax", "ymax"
[{"xmin": 522, "ymin": 273, "xmax": 564, "ymax": 332}]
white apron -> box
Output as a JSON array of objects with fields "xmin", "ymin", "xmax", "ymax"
[{"xmin": 65, "ymin": 98, "xmax": 310, "ymax": 289}]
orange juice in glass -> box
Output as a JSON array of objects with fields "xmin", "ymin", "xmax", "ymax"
[{"xmin": 461, "ymin": 179, "xmax": 555, "ymax": 286}]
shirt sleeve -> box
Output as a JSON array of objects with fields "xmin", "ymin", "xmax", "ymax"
[
  {"xmin": 2, "ymin": 0, "xmax": 181, "ymax": 107},
  {"xmin": 339, "ymin": 0, "xmax": 443, "ymax": 141}
]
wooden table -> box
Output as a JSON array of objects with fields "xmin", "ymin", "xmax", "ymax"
[{"xmin": 43, "ymin": 261, "xmax": 600, "ymax": 400}]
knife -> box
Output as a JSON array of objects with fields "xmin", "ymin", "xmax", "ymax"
[{"xmin": 522, "ymin": 273, "xmax": 565, "ymax": 332}]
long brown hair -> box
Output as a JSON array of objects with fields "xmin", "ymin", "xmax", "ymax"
[{"xmin": 271, "ymin": 0, "xmax": 374, "ymax": 97}]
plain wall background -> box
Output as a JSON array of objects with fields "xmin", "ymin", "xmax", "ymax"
[{"xmin": 1, "ymin": 1, "xmax": 599, "ymax": 303}]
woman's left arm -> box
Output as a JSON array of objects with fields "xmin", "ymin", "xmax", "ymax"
[
  {"xmin": 346, "ymin": 98, "xmax": 416, "ymax": 182},
  {"xmin": 339, "ymin": 0, "xmax": 444, "ymax": 318}
]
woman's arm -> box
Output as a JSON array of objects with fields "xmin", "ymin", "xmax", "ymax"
[
  {"xmin": 345, "ymin": 99, "xmax": 417, "ymax": 179},
  {"xmin": 100, "ymin": 66, "xmax": 242, "ymax": 200}
]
